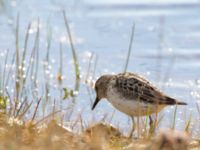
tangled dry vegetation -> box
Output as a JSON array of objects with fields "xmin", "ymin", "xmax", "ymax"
[{"xmin": 0, "ymin": 113, "xmax": 199, "ymax": 150}]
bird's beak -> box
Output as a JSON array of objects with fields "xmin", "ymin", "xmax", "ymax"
[{"xmin": 92, "ymin": 97, "xmax": 100, "ymax": 110}]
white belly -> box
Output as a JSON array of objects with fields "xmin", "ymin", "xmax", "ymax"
[{"xmin": 106, "ymin": 87, "xmax": 165, "ymax": 116}]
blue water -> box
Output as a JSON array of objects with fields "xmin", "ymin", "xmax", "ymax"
[{"xmin": 0, "ymin": 0, "xmax": 200, "ymax": 135}]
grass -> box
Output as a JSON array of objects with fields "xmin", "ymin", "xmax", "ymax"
[
  {"xmin": 0, "ymin": 11, "xmax": 199, "ymax": 150},
  {"xmin": 63, "ymin": 10, "xmax": 80, "ymax": 102},
  {"xmin": 123, "ymin": 23, "xmax": 135, "ymax": 73},
  {"xmin": 0, "ymin": 117, "xmax": 197, "ymax": 150}
]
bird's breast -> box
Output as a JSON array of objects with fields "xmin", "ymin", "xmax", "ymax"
[{"xmin": 106, "ymin": 86, "xmax": 165, "ymax": 116}]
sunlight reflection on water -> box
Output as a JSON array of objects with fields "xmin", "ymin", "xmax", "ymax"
[{"xmin": 0, "ymin": 0, "xmax": 200, "ymax": 136}]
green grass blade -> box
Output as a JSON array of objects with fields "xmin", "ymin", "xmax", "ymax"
[{"xmin": 123, "ymin": 23, "xmax": 135, "ymax": 73}]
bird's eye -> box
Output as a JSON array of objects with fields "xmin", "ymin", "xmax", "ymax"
[{"xmin": 95, "ymin": 86, "xmax": 98, "ymax": 91}]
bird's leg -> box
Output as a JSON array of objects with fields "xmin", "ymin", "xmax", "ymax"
[
  {"xmin": 149, "ymin": 115, "xmax": 155, "ymax": 134},
  {"xmin": 129, "ymin": 116, "xmax": 135, "ymax": 138},
  {"xmin": 149, "ymin": 115, "xmax": 153, "ymax": 127},
  {"xmin": 137, "ymin": 116, "xmax": 140, "ymax": 138}
]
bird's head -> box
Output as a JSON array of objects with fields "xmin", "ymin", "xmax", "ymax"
[{"xmin": 92, "ymin": 75, "xmax": 112, "ymax": 110}]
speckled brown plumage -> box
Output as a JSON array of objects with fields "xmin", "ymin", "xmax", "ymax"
[
  {"xmin": 92, "ymin": 72, "xmax": 187, "ymax": 117},
  {"xmin": 115, "ymin": 72, "xmax": 186, "ymax": 105}
]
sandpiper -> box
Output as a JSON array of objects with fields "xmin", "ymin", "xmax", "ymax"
[{"xmin": 92, "ymin": 72, "xmax": 187, "ymax": 134}]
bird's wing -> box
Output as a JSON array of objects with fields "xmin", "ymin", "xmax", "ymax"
[{"xmin": 115, "ymin": 72, "xmax": 178, "ymax": 105}]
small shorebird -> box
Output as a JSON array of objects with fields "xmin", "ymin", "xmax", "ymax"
[{"xmin": 92, "ymin": 72, "xmax": 187, "ymax": 135}]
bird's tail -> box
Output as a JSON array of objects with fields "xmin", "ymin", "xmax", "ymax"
[
  {"xmin": 165, "ymin": 96, "xmax": 187, "ymax": 105},
  {"xmin": 176, "ymin": 101, "xmax": 187, "ymax": 105}
]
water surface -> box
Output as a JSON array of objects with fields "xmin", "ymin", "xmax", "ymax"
[{"xmin": 0, "ymin": 0, "xmax": 200, "ymax": 135}]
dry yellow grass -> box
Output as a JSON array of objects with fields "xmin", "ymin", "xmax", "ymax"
[{"xmin": 0, "ymin": 113, "xmax": 198, "ymax": 150}]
